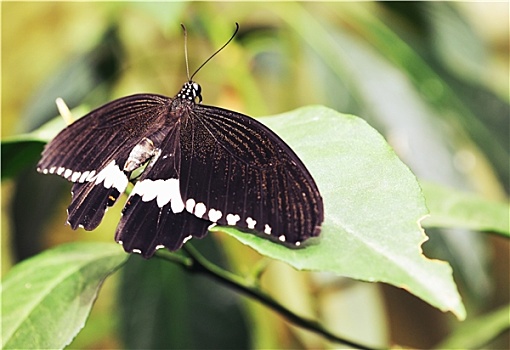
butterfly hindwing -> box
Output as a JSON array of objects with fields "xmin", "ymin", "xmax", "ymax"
[
  {"xmin": 179, "ymin": 104, "xmax": 323, "ymax": 246},
  {"xmin": 115, "ymin": 124, "xmax": 211, "ymax": 258},
  {"xmin": 67, "ymin": 182, "xmax": 121, "ymax": 230}
]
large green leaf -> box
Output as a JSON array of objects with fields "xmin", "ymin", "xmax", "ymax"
[
  {"xmin": 5, "ymin": 105, "xmax": 466, "ymax": 320},
  {"xmin": 212, "ymin": 106, "xmax": 466, "ymax": 319},
  {"xmin": 421, "ymin": 182, "xmax": 509, "ymax": 237},
  {"xmin": 118, "ymin": 237, "xmax": 250, "ymax": 349},
  {"xmin": 1, "ymin": 242, "xmax": 127, "ymax": 349}
]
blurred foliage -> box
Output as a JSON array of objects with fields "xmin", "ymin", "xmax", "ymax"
[{"xmin": 2, "ymin": 2, "xmax": 508, "ymax": 349}]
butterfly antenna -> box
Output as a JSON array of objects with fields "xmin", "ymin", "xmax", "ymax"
[
  {"xmin": 181, "ymin": 23, "xmax": 191, "ymax": 81},
  {"xmin": 189, "ymin": 22, "xmax": 239, "ymax": 81}
]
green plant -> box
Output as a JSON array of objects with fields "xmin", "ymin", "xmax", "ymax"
[{"xmin": 2, "ymin": 2, "xmax": 508, "ymax": 349}]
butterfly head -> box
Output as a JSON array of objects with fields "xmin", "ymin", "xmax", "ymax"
[{"xmin": 177, "ymin": 81, "xmax": 202, "ymax": 103}]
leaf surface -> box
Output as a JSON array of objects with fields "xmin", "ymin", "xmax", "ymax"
[
  {"xmin": 213, "ymin": 106, "xmax": 466, "ymax": 319},
  {"xmin": 1, "ymin": 242, "xmax": 127, "ymax": 349},
  {"xmin": 421, "ymin": 182, "xmax": 509, "ymax": 237},
  {"xmin": 5, "ymin": 105, "xmax": 466, "ymax": 319}
]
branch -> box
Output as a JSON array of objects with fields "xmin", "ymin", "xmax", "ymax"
[{"xmin": 155, "ymin": 245, "xmax": 383, "ymax": 350}]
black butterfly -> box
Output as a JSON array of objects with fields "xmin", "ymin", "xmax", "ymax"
[{"xmin": 37, "ymin": 24, "xmax": 323, "ymax": 258}]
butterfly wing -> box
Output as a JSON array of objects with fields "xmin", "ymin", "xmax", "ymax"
[
  {"xmin": 115, "ymin": 124, "xmax": 211, "ymax": 258},
  {"xmin": 37, "ymin": 94, "xmax": 171, "ymax": 230},
  {"xmin": 179, "ymin": 104, "xmax": 324, "ymax": 245}
]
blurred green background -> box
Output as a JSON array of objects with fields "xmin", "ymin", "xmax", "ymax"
[{"xmin": 2, "ymin": 2, "xmax": 508, "ymax": 349}]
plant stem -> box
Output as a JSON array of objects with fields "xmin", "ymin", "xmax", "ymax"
[{"xmin": 156, "ymin": 246, "xmax": 382, "ymax": 350}]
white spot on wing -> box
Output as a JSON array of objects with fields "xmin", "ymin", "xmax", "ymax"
[
  {"xmin": 132, "ymin": 249, "xmax": 142, "ymax": 254},
  {"xmin": 164, "ymin": 179, "xmax": 184, "ymax": 212},
  {"xmin": 278, "ymin": 235, "xmax": 286, "ymax": 242},
  {"xmin": 49, "ymin": 166, "xmax": 56, "ymax": 174},
  {"xmin": 64, "ymin": 169, "xmax": 73, "ymax": 178},
  {"xmin": 57, "ymin": 167, "xmax": 65, "ymax": 175},
  {"xmin": 208, "ymin": 208, "xmax": 222, "ymax": 223},
  {"xmin": 183, "ymin": 235, "xmax": 193, "ymax": 244},
  {"xmin": 71, "ymin": 171, "xmax": 81, "ymax": 182},
  {"xmin": 79, "ymin": 171, "xmax": 90, "ymax": 183},
  {"xmin": 295, "ymin": 241, "xmax": 301, "ymax": 247},
  {"xmin": 194, "ymin": 202, "xmax": 206, "ymax": 218},
  {"xmin": 246, "ymin": 217, "xmax": 257, "ymax": 229},
  {"xmin": 97, "ymin": 160, "xmax": 128, "ymax": 191},
  {"xmin": 226, "ymin": 213, "xmax": 240, "ymax": 225},
  {"xmin": 264, "ymin": 224, "xmax": 272, "ymax": 235},
  {"xmin": 155, "ymin": 244, "xmax": 165, "ymax": 250},
  {"xmin": 86, "ymin": 170, "xmax": 96, "ymax": 182},
  {"xmin": 186, "ymin": 198, "xmax": 196, "ymax": 212},
  {"xmin": 131, "ymin": 178, "xmax": 184, "ymax": 212},
  {"xmin": 139, "ymin": 179, "xmax": 161, "ymax": 202}
]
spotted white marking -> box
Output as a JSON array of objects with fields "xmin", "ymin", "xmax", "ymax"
[
  {"xmin": 295, "ymin": 241, "xmax": 301, "ymax": 247},
  {"xmin": 132, "ymin": 249, "xmax": 142, "ymax": 254},
  {"xmin": 208, "ymin": 223, "xmax": 217, "ymax": 230},
  {"xmin": 57, "ymin": 167, "xmax": 65, "ymax": 175},
  {"xmin": 155, "ymin": 179, "xmax": 179, "ymax": 209},
  {"xmin": 264, "ymin": 224, "xmax": 272, "ymax": 235},
  {"xmin": 278, "ymin": 235, "xmax": 286, "ymax": 242},
  {"xmin": 226, "ymin": 213, "xmax": 240, "ymax": 226},
  {"xmin": 64, "ymin": 169, "xmax": 73, "ymax": 178},
  {"xmin": 208, "ymin": 208, "xmax": 222, "ymax": 223},
  {"xmin": 155, "ymin": 244, "xmax": 165, "ymax": 250},
  {"xmin": 49, "ymin": 166, "xmax": 56, "ymax": 174},
  {"xmin": 118, "ymin": 240, "xmax": 124, "ymax": 245},
  {"xmin": 194, "ymin": 202, "xmax": 206, "ymax": 218},
  {"xmin": 71, "ymin": 171, "xmax": 81, "ymax": 182},
  {"xmin": 131, "ymin": 180, "xmax": 157, "ymax": 201},
  {"xmin": 85, "ymin": 170, "xmax": 96, "ymax": 182},
  {"xmin": 246, "ymin": 217, "xmax": 257, "ymax": 229},
  {"xmin": 131, "ymin": 178, "xmax": 184, "ymax": 212},
  {"xmin": 78, "ymin": 224, "xmax": 85, "ymax": 229},
  {"xmin": 77, "ymin": 171, "xmax": 88, "ymax": 183},
  {"xmin": 186, "ymin": 198, "xmax": 196, "ymax": 212},
  {"xmin": 41, "ymin": 168, "xmax": 48, "ymax": 174},
  {"xmin": 183, "ymin": 235, "xmax": 193, "ymax": 244},
  {"xmin": 95, "ymin": 160, "xmax": 128, "ymax": 192}
]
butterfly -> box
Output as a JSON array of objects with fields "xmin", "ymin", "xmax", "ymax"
[{"xmin": 37, "ymin": 24, "xmax": 324, "ymax": 258}]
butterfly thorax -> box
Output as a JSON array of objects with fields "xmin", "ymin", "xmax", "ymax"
[{"xmin": 176, "ymin": 81, "xmax": 202, "ymax": 103}]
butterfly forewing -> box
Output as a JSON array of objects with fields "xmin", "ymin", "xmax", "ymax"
[
  {"xmin": 38, "ymin": 94, "xmax": 169, "ymax": 174},
  {"xmin": 37, "ymin": 94, "xmax": 171, "ymax": 231}
]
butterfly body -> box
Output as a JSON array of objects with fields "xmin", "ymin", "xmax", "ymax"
[{"xmin": 38, "ymin": 81, "xmax": 324, "ymax": 258}]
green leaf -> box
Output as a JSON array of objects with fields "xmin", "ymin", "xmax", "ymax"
[
  {"xmin": 421, "ymin": 182, "xmax": 509, "ymax": 237},
  {"xmin": 1, "ymin": 108, "xmax": 83, "ymax": 181},
  {"xmin": 6, "ymin": 105, "xmax": 466, "ymax": 320},
  {"xmin": 435, "ymin": 304, "xmax": 510, "ymax": 349},
  {"xmin": 1, "ymin": 242, "xmax": 127, "ymax": 349},
  {"xmin": 119, "ymin": 237, "xmax": 250, "ymax": 349},
  {"xmin": 212, "ymin": 106, "xmax": 466, "ymax": 320}
]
